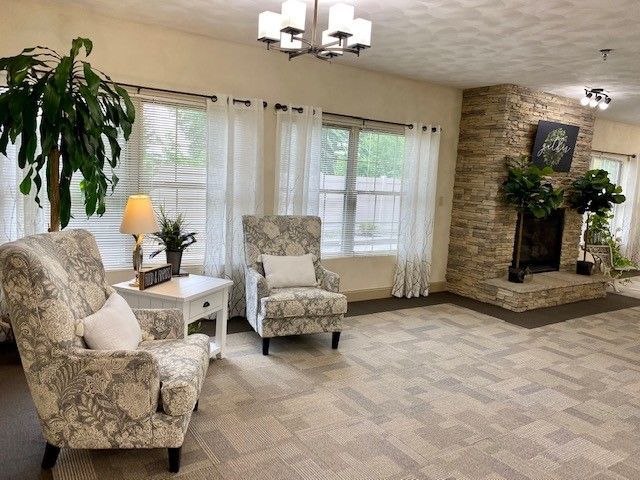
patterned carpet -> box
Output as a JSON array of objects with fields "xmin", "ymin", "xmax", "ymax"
[{"xmin": 51, "ymin": 303, "xmax": 640, "ymax": 480}]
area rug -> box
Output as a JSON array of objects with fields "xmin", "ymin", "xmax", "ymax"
[{"xmin": 51, "ymin": 303, "xmax": 640, "ymax": 479}]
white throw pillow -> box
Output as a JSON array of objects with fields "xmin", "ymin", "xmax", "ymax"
[
  {"xmin": 82, "ymin": 292, "xmax": 142, "ymax": 350},
  {"xmin": 262, "ymin": 253, "xmax": 317, "ymax": 288}
]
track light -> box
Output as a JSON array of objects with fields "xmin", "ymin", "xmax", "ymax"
[{"xmin": 581, "ymin": 88, "xmax": 612, "ymax": 110}]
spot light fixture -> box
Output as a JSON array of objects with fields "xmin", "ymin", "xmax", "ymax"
[{"xmin": 580, "ymin": 88, "xmax": 612, "ymax": 110}]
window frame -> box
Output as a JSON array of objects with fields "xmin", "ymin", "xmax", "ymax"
[{"xmin": 320, "ymin": 117, "xmax": 405, "ymax": 258}]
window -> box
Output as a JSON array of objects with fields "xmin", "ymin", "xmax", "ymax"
[
  {"xmin": 137, "ymin": 99, "xmax": 207, "ymax": 267},
  {"xmin": 0, "ymin": 93, "xmax": 208, "ymax": 270},
  {"xmin": 591, "ymin": 154, "xmax": 625, "ymax": 227},
  {"xmin": 320, "ymin": 118, "xmax": 404, "ymax": 256}
]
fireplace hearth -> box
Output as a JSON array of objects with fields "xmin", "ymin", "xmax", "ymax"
[{"xmin": 513, "ymin": 209, "xmax": 565, "ymax": 273}]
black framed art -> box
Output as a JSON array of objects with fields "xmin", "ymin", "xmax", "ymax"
[{"xmin": 531, "ymin": 120, "xmax": 579, "ymax": 172}]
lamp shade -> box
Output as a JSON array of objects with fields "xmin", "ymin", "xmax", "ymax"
[
  {"xmin": 347, "ymin": 18, "xmax": 372, "ymax": 48},
  {"xmin": 280, "ymin": 32, "xmax": 302, "ymax": 50},
  {"xmin": 258, "ymin": 11, "xmax": 282, "ymax": 42},
  {"xmin": 281, "ymin": 0, "xmax": 306, "ymax": 33},
  {"xmin": 328, "ymin": 3, "xmax": 354, "ymax": 37},
  {"xmin": 120, "ymin": 195, "xmax": 159, "ymax": 234}
]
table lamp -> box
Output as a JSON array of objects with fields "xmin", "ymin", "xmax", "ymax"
[{"xmin": 120, "ymin": 195, "xmax": 159, "ymax": 286}]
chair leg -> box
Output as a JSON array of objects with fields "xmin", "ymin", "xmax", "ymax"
[
  {"xmin": 168, "ymin": 447, "xmax": 181, "ymax": 473},
  {"xmin": 41, "ymin": 442, "xmax": 60, "ymax": 470},
  {"xmin": 332, "ymin": 331, "xmax": 341, "ymax": 349},
  {"xmin": 262, "ymin": 337, "xmax": 270, "ymax": 356},
  {"xmin": 193, "ymin": 400, "xmax": 199, "ymax": 412}
]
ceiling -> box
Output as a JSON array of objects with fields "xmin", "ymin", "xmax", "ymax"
[{"xmin": 56, "ymin": 0, "xmax": 640, "ymax": 124}]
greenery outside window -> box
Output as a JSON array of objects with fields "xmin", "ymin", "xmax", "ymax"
[{"xmin": 320, "ymin": 117, "xmax": 405, "ymax": 257}]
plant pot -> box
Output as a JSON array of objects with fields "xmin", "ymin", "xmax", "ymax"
[
  {"xmin": 166, "ymin": 250, "xmax": 183, "ymax": 275},
  {"xmin": 508, "ymin": 266, "xmax": 527, "ymax": 283},
  {"xmin": 576, "ymin": 260, "xmax": 594, "ymax": 276}
]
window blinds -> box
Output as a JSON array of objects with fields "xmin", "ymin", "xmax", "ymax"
[
  {"xmin": 320, "ymin": 117, "xmax": 405, "ymax": 257},
  {"xmin": 0, "ymin": 93, "xmax": 208, "ymax": 270},
  {"xmin": 136, "ymin": 97, "xmax": 207, "ymax": 267}
]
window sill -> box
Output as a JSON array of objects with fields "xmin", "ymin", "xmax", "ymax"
[{"xmin": 322, "ymin": 252, "xmax": 397, "ymax": 261}]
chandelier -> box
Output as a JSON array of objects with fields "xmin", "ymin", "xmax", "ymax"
[
  {"xmin": 580, "ymin": 88, "xmax": 612, "ymax": 110},
  {"xmin": 257, "ymin": 0, "xmax": 372, "ymax": 60}
]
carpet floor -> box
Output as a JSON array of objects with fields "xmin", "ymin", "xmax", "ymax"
[{"xmin": 22, "ymin": 302, "xmax": 640, "ymax": 479}]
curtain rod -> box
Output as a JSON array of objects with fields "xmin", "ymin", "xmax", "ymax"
[
  {"xmin": 117, "ymin": 82, "xmax": 267, "ymax": 108},
  {"xmin": 274, "ymin": 103, "xmax": 440, "ymax": 132},
  {"xmin": 592, "ymin": 149, "xmax": 637, "ymax": 159}
]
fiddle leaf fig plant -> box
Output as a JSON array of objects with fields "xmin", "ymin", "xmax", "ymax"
[
  {"xmin": 0, "ymin": 38, "xmax": 135, "ymax": 230},
  {"xmin": 567, "ymin": 169, "xmax": 625, "ymax": 266},
  {"xmin": 502, "ymin": 155, "xmax": 564, "ymax": 279}
]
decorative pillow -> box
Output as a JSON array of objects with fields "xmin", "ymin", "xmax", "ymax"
[
  {"xmin": 81, "ymin": 292, "xmax": 142, "ymax": 350},
  {"xmin": 262, "ymin": 253, "xmax": 317, "ymax": 288}
]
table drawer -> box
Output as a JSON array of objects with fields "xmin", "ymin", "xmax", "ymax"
[{"xmin": 189, "ymin": 291, "xmax": 223, "ymax": 318}]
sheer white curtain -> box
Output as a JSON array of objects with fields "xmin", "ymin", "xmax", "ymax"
[
  {"xmin": 275, "ymin": 105, "xmax": 322, "ymax": 215},
  {"xmin": 392, "ymin": 125, "xmax": 441, "ymax": 298},
  {"xmin": 0, "ymin": 138, "xmax": 46, "ymax": 244},
  {"xmin": 203, "ymin": 95, "xmax": 264, "ymax": 316},
  {"xmin": 617, "ymin": 156, "xmax": 640, "ymax": 263}
]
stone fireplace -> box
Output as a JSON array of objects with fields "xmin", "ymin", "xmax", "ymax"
[{"xmin": 446, "ymin": 84, "xmax": 607, "ymax": 312}]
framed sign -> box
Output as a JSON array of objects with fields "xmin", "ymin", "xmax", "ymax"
[
  {"xmin": 531, "ymin": 121, "xmax": 579, "ymax": 172},
  {"xmin": 139, "ymin": 264, "xmax": 172, "ymax": 290}
]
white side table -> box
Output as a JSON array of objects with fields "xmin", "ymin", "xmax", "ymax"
[{"xmin": 113, "ymin": 274, "xmax": 233, "ymax": 359}]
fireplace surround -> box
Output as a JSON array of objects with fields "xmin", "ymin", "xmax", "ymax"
[{"xmin": 446, "ymin": 84, "xmax": 607, "ymax": 311}]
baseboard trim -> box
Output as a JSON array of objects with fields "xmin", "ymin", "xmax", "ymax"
[{"xmin": 344, "ymin": 281, "xmax": 448, "ymax": 302}]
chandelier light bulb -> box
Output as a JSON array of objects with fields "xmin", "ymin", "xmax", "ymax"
[
  {"xmin": 321, "ymin": 30, "xmax": 342, "ymax": 56},
  {"xmin": 347, "ymin": 18, "xmax": 372, "ymax": 48},
  {"xmin": 258, "ymin": 11, "xmax": 282, "ymax": 42},
  {"xmin": 328, "ymin": 3, "xmax": 355, "ymax": 38},
  {"xmin": 281, "ymin": 0, "xmax": 306, "ymax": 34},
  {"xmin": 280, "ymin": 32, "xmax": 302, "ymax": 50},
  {"xmin": 589, "ymin": 96, "xmax": 599, "ymax": 108}
]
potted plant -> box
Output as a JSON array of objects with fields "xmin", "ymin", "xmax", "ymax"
[
  {"xmin": 0, "ymin": 38, "xmax": 135, "ymax": 231},
  {"xmin": 502, "ymin": 155, "xmax": 564, "ymax": 282},
  {"xmin": 568, "ymin": 169, "xmax": 625, "ymax": 275},
  {"xmin": 150, "ymin": 207, "xmax": 197, "ymax": 275}
]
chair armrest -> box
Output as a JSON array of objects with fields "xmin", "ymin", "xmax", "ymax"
[
  {"xmin": 133, "ymin": 308, "xmax": 184, "ymax": 340},
  {"xmin": 245, "ymin": 268, "xmax": 270, "ymax": 324},
  {"xmin": 318, "ymin": 265, "xmax": 340, "ymax": 293},
  {"xmin": 65, "ymin": 347, "xmax": 161, "ymax": 421}
]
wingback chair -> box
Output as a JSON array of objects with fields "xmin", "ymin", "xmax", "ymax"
[
  {"xmin": 242, "ymin": 215, "xmax": 347, "ymax": 355},
  {"xmin": 0, "ymin": 229, "xmax": 209, "ymax": 473}
]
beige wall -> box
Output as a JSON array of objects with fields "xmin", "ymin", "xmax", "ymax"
[
  {"xmin": 593, "ymin": 118, "xmax": 640, "ymax": 155},
  {"xmin": 2, "ymin": 0, "xmax": 462, "ymax": 297}
]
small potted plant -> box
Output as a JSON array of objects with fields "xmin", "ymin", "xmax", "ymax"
[
  {"xmin": 567, "ymin": 169, "xmax": 625, "ymax": 275},
  {"xmin": 502, "ymin": 155, "xmax": 564, "ymax": 283},
  {"xmin": 150, "ymin": 207, "xmax": 197, "ymax": 275}
]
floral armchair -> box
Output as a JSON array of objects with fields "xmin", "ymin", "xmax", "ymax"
[
  {"xmin": 0, "ymin": 229, "xmax": 209, "ymax": 473},
  {"xmin": 242, "ymin": 215, "xmax": 347, "ymax": 355}
]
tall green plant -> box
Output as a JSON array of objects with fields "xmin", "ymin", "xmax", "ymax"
[
  {"xmin": 502, "ymin": 155, "xmax": 564, "ymax": 270},
  {"xmin": 567, "ymin": 169, "xmax": 625, "ymax": 263},
  {"xmin": 0, "ymin": 38, "xmax": 135, "ymax": 231}
]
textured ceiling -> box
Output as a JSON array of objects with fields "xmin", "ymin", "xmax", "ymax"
[{"xmin": 55, "ymin": 0, "xmax": 640, "ymax": 124}]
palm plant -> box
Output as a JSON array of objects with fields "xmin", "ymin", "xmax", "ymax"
[
  {"xmin": 0, "ymin": 38, "xmax": 135, "ymax": 231},
  {"xmin": 502, "ymin": 155, "xmax": 564, "ymax": 282},
  {"xmin": 149, "ymin": 207, "xmax": 197, "ymax": 270}
]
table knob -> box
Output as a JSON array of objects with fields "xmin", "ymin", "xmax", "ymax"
[{"xmin": 203, "ymin": 301, "xmax": 210, "ymax": 308}]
